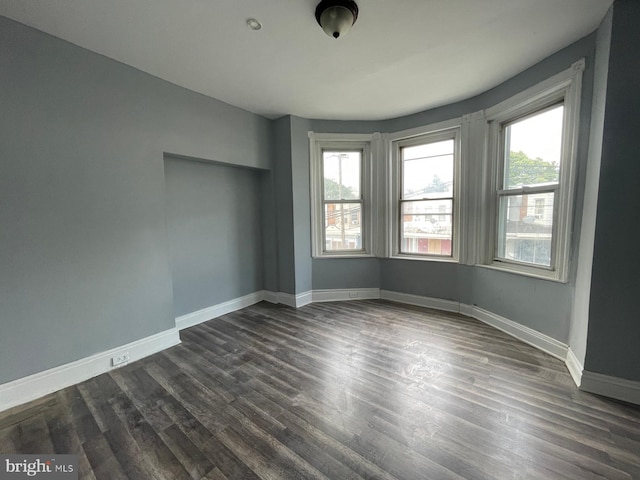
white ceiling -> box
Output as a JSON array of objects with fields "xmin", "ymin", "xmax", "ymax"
[{"xmin": 0, "ymin": 0, "xmax": 612, "ymax": 120}]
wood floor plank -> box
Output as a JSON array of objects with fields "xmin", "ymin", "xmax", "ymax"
[
  {"xmin": 159, "ymin": 424, "xmax": 216, "ymax": 479},
  {"xmin": 8, "ymin": 413, "xmax": 56, "ymax": 454},
  {"xmin": 81, "ymin": 424, "xmax": 128, "ymax": 479},
  {"xmin": 102, "ymin": 423, "xmax": 158, "ymax": 480},
  {"xmin": 1, "ymin": 300, "xmax": 639, "ymax": 479},
  {"xmin": 157, "ymin": 393, "xmax": 261, "ymax": 480}
]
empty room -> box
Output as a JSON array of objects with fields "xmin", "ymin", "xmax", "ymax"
[{"xmin": 1, "ymin": 1, "xmax": 639, "ymax": 479}]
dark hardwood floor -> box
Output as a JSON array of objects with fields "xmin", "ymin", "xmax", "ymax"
[{"xmin": 1, "ymin": 300, "xmax": 639, "ymax": 479}]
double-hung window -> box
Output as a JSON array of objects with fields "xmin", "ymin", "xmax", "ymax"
[
  {"xmin": 496, "ymin": 104, "xmax": 563, "ymax": 268},
  {"xmin": 390, "ymin": 126, "xmax": 461, "ymax": 260},
  {"xmin": 309, "ymin": 134, "xmax": 375, "ymax": 257},
  {"xmin": 485, "ymin": 60, "xmax": 584, "ymax": 281}
]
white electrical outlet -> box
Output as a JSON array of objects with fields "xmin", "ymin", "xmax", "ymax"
[
  {"xmin": 111, "ymin": 352, "xmax": 130, "ymax": 367},
  {"xmin": 348, "ymin": 291, "xmax": 358, "ymax": 298}
]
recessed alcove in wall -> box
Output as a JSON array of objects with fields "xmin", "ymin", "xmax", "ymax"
[{"xmin": 163, "ymin": 155, "xmax": 265, "ymax": 318}]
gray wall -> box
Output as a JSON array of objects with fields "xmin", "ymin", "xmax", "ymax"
[
  {"xmin": 379, "ymin": 261, "xmax": 462, "ymax": 301},
  {"xmin": 260, "ymin": 169, "xmax": 280, "ymax": 293},
  {"xmin": 164, "ymin": 158, "xmax": 264, "ymax": 317},
  {"xmin": 272, "ymin": 117, "xmax": 297, "ymax": 294},
  {"xmin": 468, "ymin": 268, "xmax": 572, "ymax": 342},
  {"xmin": 313, "ymin": 259, "xmax": 380, "ymax": 290},
  {"xmin": 290, "ymin": 117, "xmax": 313, "ymax": 294},
  {"xmin": 0, "ymin": 16, "xmax": 271, "ymax": 384},
  {"xmin": 585, "ymin": 0, "xmax": 640, "ymax": 381}
]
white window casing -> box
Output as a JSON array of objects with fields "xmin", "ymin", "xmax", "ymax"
[
  {"xmin": 309, "ymin": 132, "xmax": 379, "ymax": 258},
  {"xmin": 482, "ymin": 59, "xmax": 585, "ymax": 282},
  {"xmin": 387, "ymin": 119, "xmax": 463, "ymax": 262}
]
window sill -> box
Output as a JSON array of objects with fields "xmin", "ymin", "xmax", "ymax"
[
  {"xmin": 477, "ymin": 262, "xmax": 568, "ymax": 283},
  {"xmin": 388, "ymin": 254, "xmax": 459, "ymax": 264},
  {"xmin": 312, "ymin": 253, "xmax": 377, "ymax": 260}
]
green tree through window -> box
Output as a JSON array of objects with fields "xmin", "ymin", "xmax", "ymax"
[
  {"xmin": 507, "ymin": 150, "xmax": 559, "ymax": 187},
  {"xmin": 324, "ymin": 177, "xmax": 357, "ymax": 199}
]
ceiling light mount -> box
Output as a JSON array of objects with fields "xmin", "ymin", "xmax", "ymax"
[
  {"xmin": 315, "ymin": 0, "xmax": 358, "ymax": 39},
  {"xmin": 246, "ymin": 18, "xmax": 262, "ymax": 31}
]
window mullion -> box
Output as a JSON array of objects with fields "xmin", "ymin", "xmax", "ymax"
[{"xmin": 497, "ymin": 185, "xmax": 558, "ymax": 196}]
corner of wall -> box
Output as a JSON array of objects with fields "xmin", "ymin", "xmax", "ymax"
[{"xmin": 565, "ymin": 347, "xmax": 584, "ymax": 387}]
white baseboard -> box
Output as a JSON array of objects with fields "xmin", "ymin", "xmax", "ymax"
[
  {"xmin": 261, "ymin": 290, "xmax": 309, "ymax": 307},
  {"xmin": 459, "ymin": 303, "xmax": 475, "ymax": 317},
  {"xmin": 380, "ymin": 290, "xmax": 460, "ymax": 313},
  {"xmin": 369, "ymin": 290, "xmax": 569, "ymax": 362},
  {"xmin": 277, "ymin": 291, "xmax": 313, "ymax": 308},
  {"xmin": 0, "ymin": 328, "xmax": 180, "ymax": 414},
  {"xmin": 275, "ymin": 292, "xmax": 296, "ymax": 308},
  {"xmin": 580, "ymin": 371, "xmax": 640, "ymax": 405},
  {"xmin": 467, "ymin": 305, "xmax": 568, "ymax": 360},
  {"xmin": 565, "ymin": 347, "xmax": 584, "ymax": 387},
  {"xmin": 262, "ymin": 290, "xmax": 279, "ymax": 304},
  {"xmin": 313, "ymin": 288, "xmax": 380, "ymax": 303},
  {"xmin": 176, "ymin": 291, "xmax": 266, "ymax": 330}
]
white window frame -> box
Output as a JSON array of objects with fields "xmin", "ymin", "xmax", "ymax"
[
  {"xmin": 309, "ymin": 132, "xmax": 378, "ymax": 258},
  {"xmin": 483, "ymin": 59, "xmax": 584, "ymax": 282},
  {"xmin": 388, "ymin": 120, "xmax": 462, "ymax": 262}
]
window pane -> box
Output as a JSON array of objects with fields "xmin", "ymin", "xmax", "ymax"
[
  {"xmin": 497, "ymin": 193, "xmax": 554, "ymax": 266},
  {"xmin": 324, "ymin": 203, "xmax": 362, "ymax": 251},
  {"xmin": 402, "ymin": 139, "xmax": 454, "ymax": 199},
  {"xmin": 323, "ymin": 151, "xmax": 361, "ymax": 200},
  {"xmin": 504, "ymin": 105, "xmax": 563, "ymax": 189},
  {"xmin": 400, "ymin": 200, "xmax": 452, "ymax": 256},
  {"xmin": 403, "ymin": 139, "xmax": 453, "ymax": 160}
]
